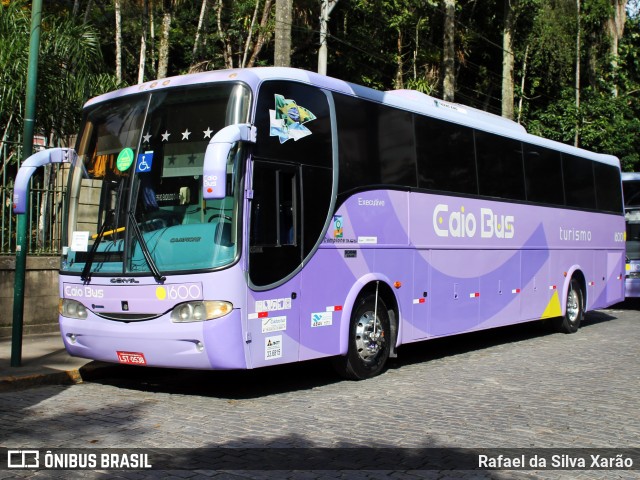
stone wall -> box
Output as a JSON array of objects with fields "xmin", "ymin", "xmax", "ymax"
[{"xmin": 0, "ymin": 256, "xmax": 59, "ymax": 337}]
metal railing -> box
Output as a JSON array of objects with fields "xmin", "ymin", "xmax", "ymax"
[{"xmin": 1, "ymin": 141, "xmax": 67, "ymax": 256}]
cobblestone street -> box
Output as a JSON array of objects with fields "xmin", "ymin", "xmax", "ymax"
[{"xmin": 1, "ymin": 305, "xmax": 639, "ymax": 479}]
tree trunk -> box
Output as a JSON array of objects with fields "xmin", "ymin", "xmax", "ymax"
[
  {"xmin": 318, "ymin": 0, "xmax": 338, "ymax": 74},
  {"xmin": 607, "ymin": 0, "xmax": 627, "ymax": 97},
  {"xmin": 517, "ymin": 44, "xmax": 529, "ymax": 124},
  {"xmin": 157, "ymin": 1, "xmax": 172, "ymax": 79},
  {"xmin": 274, "ymin": 0, "xmax": 293, "ymax": 67},
  {"xmin": 247, "ymin": 0, "xmax": 274, "ymax": 67},
  {"xmin": 241, "ymin": 0, "xmax": 261, "ymax": 68},
  {"xmin": 138, "ymin": 0, "xmax": 149, "ymax": 84},
  {"xmin": 115, "ymin": 0, "xmax": 122, "ymax": 83},
  {"xmin": 394, "ymin": 28, "xmax": 404, "ymax": 89},
  {"xmin": 574, "ymin": 0, "xmax": 581, "ymax": 147},
  {"xmin": 443, "ymin": 0, "xmax": 456, "ymax": 102},
  {"xmin": 217, "ymin": 0, "xmax": 233, "ymax": 68},
  {"xmin": 192, "ymin": 0, "xmax": 210, "ymax": 62},
  {"xmin": 501, "ymin": 0, "xmax": 516, "ymax": 119}
]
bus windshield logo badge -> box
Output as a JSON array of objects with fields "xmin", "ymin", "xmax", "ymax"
[{"xmin": 269, "ymin": 94, "xmax": 316, "ymax": 143}]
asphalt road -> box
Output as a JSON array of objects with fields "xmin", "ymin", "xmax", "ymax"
[{"xmin": 1, "ymin": 301, "xmax": 639, "ymax": 479}]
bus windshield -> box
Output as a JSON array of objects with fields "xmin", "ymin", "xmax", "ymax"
[{"xmin": 63, "ymin": 82, "xmax": 251, "ymax": 277}]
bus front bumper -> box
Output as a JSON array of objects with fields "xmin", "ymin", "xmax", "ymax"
[{"xmin": 59, "ymin": 309, "xmax": 247, "ymax": 370}]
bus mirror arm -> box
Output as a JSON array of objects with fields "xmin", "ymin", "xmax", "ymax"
[
  {"xmin": 202, "ymin": 123, "xmax": 255, "ymax": 200},
  {"xmin": 13, "ymin": 148, "xmax": 77, "ymax": 214}
]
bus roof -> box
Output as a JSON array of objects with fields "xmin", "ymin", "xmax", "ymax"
[
  {"xmin": 622, "ymin": 172, "xmax": 640, "ymax": 181},
  {"xmin": 85, "ymin": 67, "xmax": 620, "ymax": 168}
]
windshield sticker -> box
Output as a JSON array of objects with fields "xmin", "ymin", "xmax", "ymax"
[
  {"xmin": 269, "ymin": 94, "xmax": 316, "ymax": 143},
  {"xmin": 262, "ymin": 316, "xmax": 287, "ymax": 334},
  {"xmin": 116, "ymin": 148, "xmax": 135, "ymax": 171},
  {"xmin": 136, "ymin": 152, "xmax": 154, "ymax": 173},
  {"xmin": 70, "ymin": 231, "xmax": 90, "ymax": 252},
  {"xmin": 265, "ymin": 335, "xmax": 283, "ymax": 360},
  {"xmin": 333, "ymin": 215, "xmax": 343, "ymax": 238}
]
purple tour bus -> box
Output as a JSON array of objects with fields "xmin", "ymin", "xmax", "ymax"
[
  {"xmin": 622, "ymin": 172, "xmax": 640, "ymax": 297},
  {"xmin": 13, "ymin": 67, "xmax": 626, "ymax": 379}
]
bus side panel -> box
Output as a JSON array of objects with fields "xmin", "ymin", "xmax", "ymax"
[
  {"xmin": 476, "ymin": 249, "xmax": 522, "ymax": 330},
  {"xmin": 409, "ymin": 249, "xmax": 430, "ymax": 341},
  {"xmin": 373, "ymin": 248, "xmax": 414, "ymax": 342},
  {"xmin": 298, "ymin": 246, "xmax": 376, "ymax": 361},
  {"xmin": 520, "ymin": 249, "xmax": 551, "ymax": 321},
  {"xmin": 428, "ymin": 249, "xmax": 480, "ymax": 337},
  {"xmin": 607, "ymin": 251, "xmax": 625, "ymax": 303}
]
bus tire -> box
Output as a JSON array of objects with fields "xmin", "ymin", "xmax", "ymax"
[
  {"xmin": 552, "ymin": 278, "xmax": 584, "ymax": 334},
  {"xmin": 333, "ymin": 293, "xmax": 391, "ymax": 380}
]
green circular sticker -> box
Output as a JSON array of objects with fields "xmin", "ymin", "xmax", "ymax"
[{"xmin": 116, "ymin": 148, "xmax": 135, "ymax": 171}]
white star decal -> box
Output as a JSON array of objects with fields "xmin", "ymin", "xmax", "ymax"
[
  {"xmin": 181, "ymin": 129, "xmax": 191, "ymax": 140},
  {"xmin": 142, "ymin": 132, "xmax": 152, "ymax": 143},
  {"xmin": 203, "ymin": 127, "xmax": 213, "ymax": 139},
  {"xmin": 161, "ymin": 130, "xmax": 171, "ymax": 142}
]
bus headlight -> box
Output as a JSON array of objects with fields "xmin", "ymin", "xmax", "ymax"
[
  {"xmin": 170, "ymin": 301, "xmax": 233, "ymax": 322},
  {"xmin": 59, "ymin": 298, "xmax": 88, "ymax": 319}
]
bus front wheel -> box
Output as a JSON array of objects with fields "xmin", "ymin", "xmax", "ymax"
[
  {"xmin": 333, "ymin": 293, "xmax": 391, "ymax": 380},
  {"xmin": 552, "ymin": 278, "xmax": 584, "ymax": 334}
]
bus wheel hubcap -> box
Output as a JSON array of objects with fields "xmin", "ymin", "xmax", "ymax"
[
  {"xmin": 355, "ymin": 312, "xmax": 384, "ymax": 362},
  {"xmin": 567, "ymin": 288, "xmax": 580, "ymax": 322}
]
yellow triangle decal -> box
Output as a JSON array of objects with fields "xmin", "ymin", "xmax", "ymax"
[{"xmin": 541, "ymin": 290, "xmax": 562, "ymax": 319}]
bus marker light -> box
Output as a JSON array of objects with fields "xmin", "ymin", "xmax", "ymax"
[
  {"xmin": 549, "ymin": 285, "xmax": 557, "ymax": 290},
  {"xmin": 326, "ymin": 305, "xmax": 342, "ymax": 312},
  {"xmin": 469, "ymin": 292, "xmax": 480, "ymax": 298},
  {"xmin": 588, "ymin": 281, "xmax": 595, "ymax": 286},
  {"xmin": 512, "ymin": 289, "xmax": 520, "ymax": 294},
  {"xmin": 394, "ymin": 281, "xmax": 402, "ymax": 289},
  {"xmin": 413, "ymin": 298, "xmax": 426, "ymax": 304}
]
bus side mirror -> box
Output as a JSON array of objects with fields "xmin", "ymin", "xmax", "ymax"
[
  {"xmin": 202, "ymin": 123, "xmax": 256, "ymax": 200},
  {"xmin": 13, "ymin": 148, "xmax": 77, "ymax": 214}
]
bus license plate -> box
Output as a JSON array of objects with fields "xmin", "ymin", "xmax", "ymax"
[{"xmin": 116, "ymin": 351, "xmax": 147, "ymax": 365}]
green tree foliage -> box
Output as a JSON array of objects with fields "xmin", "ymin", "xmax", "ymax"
[
  {"xmin": 0, "ymin": 0, "xmax": 119, "ymax": 148},
  {"xmin": 1, "ymin": 0, "xmax": 638, "ymax": 168}
]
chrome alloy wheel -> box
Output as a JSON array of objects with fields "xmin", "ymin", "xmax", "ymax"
[
  {"xmin": 566, "ymin": 285, "xmax": 580, "ymax": 323},
  {"xmin": 354, "ymin": 310, "xmax": 386, "ymax": 362}
]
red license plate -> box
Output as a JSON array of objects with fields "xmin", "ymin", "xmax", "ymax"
[{"xmin": 116, "ymin": 351, "xmax": 147, "ymax": 365}]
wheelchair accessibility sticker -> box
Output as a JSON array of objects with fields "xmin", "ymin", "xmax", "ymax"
[{"xmin": 136, "ymin": 152, "xmax": 154, "ymax": 173}]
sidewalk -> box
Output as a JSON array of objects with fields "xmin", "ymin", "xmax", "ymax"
[{"xmin": 0, "ymin": 332, "xmax": 108, "ymax": 392}]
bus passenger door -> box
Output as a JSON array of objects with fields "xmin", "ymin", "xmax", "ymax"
[{"xmin": 246, "ymin": 161, "xmax": 302, "ymax": 368}]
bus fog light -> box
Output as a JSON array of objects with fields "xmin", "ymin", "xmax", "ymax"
[
  {"xmin": 67, "ymin": 334, "xmax": 77, "ymax": 344},
  {"xmin": 171, "ymin": 301, "xmax": 233, "ymax": 322},
  {"xmin": 196, "ymin": 341, "xmax": 204, "ymax": 352}
]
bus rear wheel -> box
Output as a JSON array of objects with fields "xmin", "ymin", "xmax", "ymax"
[
  {"xmin": 333, "ymin": 293, "xmax": 391, "ymax": 380},
  {"xmin": 552, "ymin": 278, "xmax": 584, "ymax": 333}
]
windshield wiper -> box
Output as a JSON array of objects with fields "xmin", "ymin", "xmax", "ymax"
[
  {"xmin": 81, "ymin": 211, "xmax": 114, "ymax": 282},
  {"xmin": 128, "ymin": 211, "xmax": 166, "ymax": 283}
]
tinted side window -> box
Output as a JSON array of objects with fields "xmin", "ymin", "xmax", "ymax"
[
  {"xmin": 623, "ymin": 180, "xmax": 640, "ymax": 206},
  {"xmin": 416, "ymin": 116, "xmax": 477, "ymax": 195},
  {"xmin": 475, "ymin": 130, "xmax": 525, "ymax": 200},
  {"xmin": 523, "ymin": 143, "xmax": 564, "ymax": 205},
  {"xmin": 594, "ymin": 162, "xmax": 622, "ymax": 213},
  {"xmin": 334, "ymin": 94, "xmax": 416, "ymax": 193},
  {"xmin": 563, "ymin": 154, "xmax": 596, "ymax": 209},
  {"xmin": 249, "ymin": 161, "xmax": 302, "ymax": 286}
]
